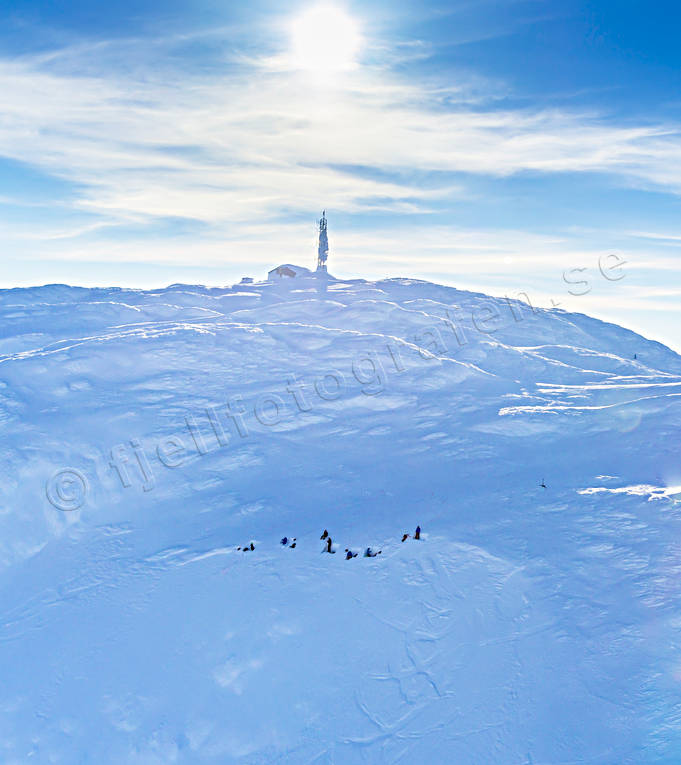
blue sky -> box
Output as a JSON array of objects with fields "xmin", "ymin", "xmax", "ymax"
[{"xmin": 1, "ymin": 0, "xmax": 680, "ymax": 349}]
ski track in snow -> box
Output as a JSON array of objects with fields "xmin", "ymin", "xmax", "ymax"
[{"xmin": 0, "ymin": 276, "xmax": 680, "ymax": 763}]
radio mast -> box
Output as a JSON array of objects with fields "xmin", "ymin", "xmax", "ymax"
[{"xmin": 317, "ymin": 210, "xmax": 329, "ymax": 272}]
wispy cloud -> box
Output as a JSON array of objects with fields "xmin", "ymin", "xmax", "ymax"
[
  {"xmin": 626, "ymin": 231, "xmax": 681, "ymax": 244},
  {"xmin": 2, "ymin": 27, "xmax": 681, "ymax": 239}
]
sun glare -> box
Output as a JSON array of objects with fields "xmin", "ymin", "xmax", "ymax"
[{"xmin": 290, "ymin": 4, "xmax": 362, "ymax": 73}]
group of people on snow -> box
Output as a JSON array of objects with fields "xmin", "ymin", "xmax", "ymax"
[
  {"xmin": 238, "ymin": 526, "xmax": 422, "ymax": 557},
  {"xmin": 319, "ymin": 527, "xmax": 407, "ymax": 559},
  {"xmin": 280, "ymin": 525, "xmax": 422, "ymax": 558},
  {"xmin": 401, "ymin": 526, "xmax": 420, "ymax": 542}
]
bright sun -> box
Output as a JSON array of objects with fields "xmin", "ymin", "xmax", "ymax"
[{"xmin": 290, "ymin": 4, "xmax": 362, "ymax": 73}]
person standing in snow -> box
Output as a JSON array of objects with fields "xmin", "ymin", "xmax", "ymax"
[
  {"xmin": 320, "ymin": 529, "xmax": 328, "ymax": 540},
  {"xmin": 325, "ymin": 536, "xmax": 333, "ymax": 553},
  {"xmin": 414, "ymin": 526, "xmax": 421, "ymax": 540}
]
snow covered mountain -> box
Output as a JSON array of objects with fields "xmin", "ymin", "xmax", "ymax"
[{"xmin": 1, "ymin": 272, "xmax": 680, "ymax": 763}]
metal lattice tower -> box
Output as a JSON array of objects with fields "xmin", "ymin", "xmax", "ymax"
[{"xmin": 317, "ymin": 210, "xmax": 329, "ymax": 272}]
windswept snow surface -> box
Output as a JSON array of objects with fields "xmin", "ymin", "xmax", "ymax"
[{"xmin": 1, "ymin": 274, "xmax": 681, "ymax": 763}]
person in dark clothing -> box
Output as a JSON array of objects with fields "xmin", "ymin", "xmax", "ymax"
[
  {"xmin": 290, "ymin": 540, "xmax": 296, "ymax": 548},
  {"xmin": 325, "ymin": 536, "xmax": 333, "ymax": 553},
  {"xmin": 249, "ymin": 543, "xmax": 254, "ymax": 551},
  {"xmin": 401, "ymin": 533, "xmax": 409, "ymax": 542},
  {"xmin": 345, "ymin": 549, "xmax": 358, "ymax": 559},
  {"xmin": 414, "ymin": 526, "xmax": 421, "ymax": 540},
  {"xmin": 320, "ymin": 530, "xmax": 328, "ymax": 540},
  {"xmin": 364, "ymin": 547, "xmax": 381, "ymax": 557},
  {"xmin": 281, "ymin": 537, "xmax": 288, "ymax": 546}
]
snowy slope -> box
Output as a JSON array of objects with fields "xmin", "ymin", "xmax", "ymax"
[{"xmin": 0, "ymin": 273, "xmax": 681, "ymax": 763}]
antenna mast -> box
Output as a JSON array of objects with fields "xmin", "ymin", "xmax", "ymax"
[{"xmin": 317, "ymin": 210, "xmax": 329, "ymax": 272}]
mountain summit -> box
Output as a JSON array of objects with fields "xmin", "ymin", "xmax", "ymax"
[{"xmin": 0, "ymin": 277, "xmax": 680, "ymax": 762}]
